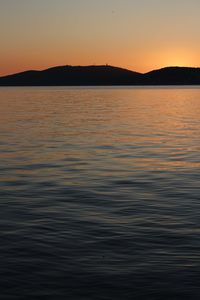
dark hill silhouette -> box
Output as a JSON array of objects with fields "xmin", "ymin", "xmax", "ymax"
[
  {"xmin": 0, "ymin": 65, "xmax": 200, "ymax": 86},
  {"xmin": 144, "ymin": 67, "xmax": 200, "ymax": 85},
  {"xmin": 0, "ymin": 65, "xmax": 142, "ymax": 86}
]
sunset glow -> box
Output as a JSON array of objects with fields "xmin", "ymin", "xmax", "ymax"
[{"xmin": 0, "ymin": 0, "xmax": 200, "ymax": 75}]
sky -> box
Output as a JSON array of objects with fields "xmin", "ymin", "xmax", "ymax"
[{"xmin": 0, "ymin": 0, "xmax": 200, "ymax": 75}]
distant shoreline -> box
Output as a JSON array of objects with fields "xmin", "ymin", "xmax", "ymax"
[{"xmin": 1, "ymin": 65, "xmax": 200, "ymax": 86}]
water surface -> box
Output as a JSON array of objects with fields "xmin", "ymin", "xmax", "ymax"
[{"xmin": 0, "ymin": 87, "xmax": 200, "ymax": 299}]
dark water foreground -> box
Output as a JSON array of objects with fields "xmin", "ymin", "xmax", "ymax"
[{"xmin": 0, "ymin": 87, "xmax": 200, "ymax": 299}]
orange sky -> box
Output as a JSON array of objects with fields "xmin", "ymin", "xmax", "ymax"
[{"xmin": 0, "ymin": 0, "xmax": 200, "ymax": 76}]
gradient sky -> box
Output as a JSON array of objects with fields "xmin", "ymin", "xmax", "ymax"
[{"xmin": 1, "ymin": 0, "xmax": 200, "ymax": 75}]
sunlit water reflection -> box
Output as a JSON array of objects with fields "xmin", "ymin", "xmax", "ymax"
[{"xmin": 0, "ymin": 87, "xmax": 200, "ymax": 299}]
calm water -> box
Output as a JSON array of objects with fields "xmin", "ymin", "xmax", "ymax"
[{"xmin": 0, "ymin": 87, "xmax": 200, "ymax": 299}]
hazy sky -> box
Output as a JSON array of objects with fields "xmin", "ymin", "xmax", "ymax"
[{"xmin": 1, "ymin": 0, "xmax": 200, "ymax": 75}]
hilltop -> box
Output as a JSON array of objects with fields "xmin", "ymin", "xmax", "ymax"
[
  {"xmin": 0, "ymin": 65, "xmax": 141, "ymax": 86},
  {"xmin": 0, "ymin": 65, "xmax": 200, "ymax": 86}
]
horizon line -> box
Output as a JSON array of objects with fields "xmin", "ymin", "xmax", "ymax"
[{"xmin": 1, "ymin": 64, "xmax": 200, "ymax": 77}]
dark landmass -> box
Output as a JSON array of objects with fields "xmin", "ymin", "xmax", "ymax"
[
  {"xmin": 0, "ymin": 65, "xmax": 200, "ymax": 86},
  {"xmin": 144, "ymin": 67, "xmax": 200, "ymax": 85}
]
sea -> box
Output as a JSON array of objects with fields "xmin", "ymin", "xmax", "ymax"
[{"xmin": 0, "ymin": 86, "xmax": 200, "ymax": 299}]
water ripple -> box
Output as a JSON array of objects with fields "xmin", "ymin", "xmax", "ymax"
[{"xmin": 0, "ymin": 87, "xmax": 200, "ymax": 299}]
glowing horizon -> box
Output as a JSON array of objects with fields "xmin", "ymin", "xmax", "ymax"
[
  {"xmin": 0, "ymin": 0, "xmax": 200, "ymax": 76},
  {"xmin": 2, "ymin": 62, "xmax": 200, "ymax": 78}
]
